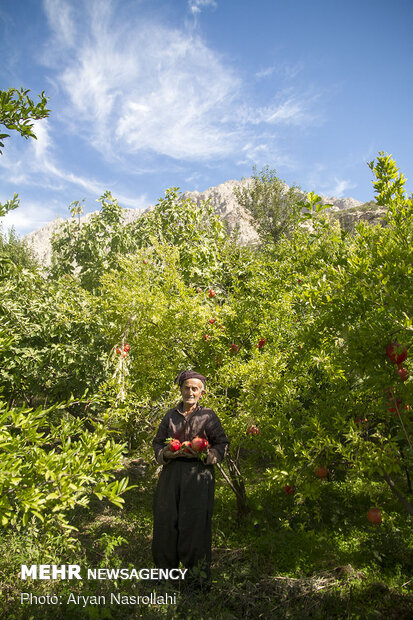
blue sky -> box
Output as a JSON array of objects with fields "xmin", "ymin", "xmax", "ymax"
[{"xmin": 1, "ymin": 0, "xmax": 412, "ymax": 236}]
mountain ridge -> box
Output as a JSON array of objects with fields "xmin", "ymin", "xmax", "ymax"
[{"xmin": 24, "ymin": 177, "xmax": 378, "ymax": 266}]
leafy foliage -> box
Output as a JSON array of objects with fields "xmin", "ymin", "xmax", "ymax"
[
  {"xmin": 0, "ymin": 399, "xmax": 129, "ymax": 529},
  {"xmin": 0, "ymin": 86, "xmax": 49, "ymax": 241},
  {"xmin": 0, "ymin": 87, "xmax": 49, "ymax": 154},
  {"xmin": 46, "ymin": 154, "xmax": 413, "ymax": 519},
  {"xmin": 0, "ymin": 269, "xmax": 110, "ymax": 404},
  {"xmin": 123, "ymin": 187, "xmax": 229, "ymax": 286},
  {"xmin": 0, "ymin": 225, "xmax": 38, "ymax": 270},
  {"xmin": 0, "ymin": 192, "xmax": 20, "ymax": 219},
  {"xmin": 1, "ymin": 148, "xmax": 413, "ymax": 612},
  {"xmin": 50, "ymin": 192, "xmax": 134, "ymax": 291},
  {"xmin": 233, "ymin": 165, "xmax": 304, "ymax": 244}
]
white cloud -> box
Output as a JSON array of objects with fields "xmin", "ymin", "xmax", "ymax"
[
  {"xmin": 1, "ymin": 198, "xmax": 61, "ymax": 236},
  {"xmin": 237, "ymin": 142, "xmax": 296, "ymax": 170},
  {"xmin": 53, "ymin": 8, "xmax": 241, "ymax": 159},
  {"xmin": 247, "ymin": 99, "xmax": 308, "ymax": 126},
  {"xmin": 328, "ymin": 178, "xmax": 356, "ymax": 198},
  {"xmin": 43, "ymin": 0, "xmax": 75, "ymax": 48},
  {"xmin": 256, "ymin": 66, "xmax": 275, "ymax": 80},
  {"xmin": 184, "ymin": 171, "xmax": 205, "ymax": 187},
  {"xmin": 265, "ymin": 100, "xmax": 305, "ymax": 124},
  {"xmin": 0, "ymin": 115, "xmax": 147, "ymax": 221},
  {"xmin": 305, "ymin": 163, "xmax": 357, "ymax": 198},
  {"xmin": 0, "ymin": 118, "xmax": 97, "ymax": 192},
  {"xmin": 256, "ymin": 62, "xmax": 303, "ymax": 82},
  {"xmin": 31, "ymin": 120, "xmax": 53, "ymax": 160},
  {"xmin": 38, "ymin": 152, "xmax": 148, "ymax": 210},
  {"xmin": 45, "ymin": 162, "xmax": 105, "ymax": 195},
  {"xmin": 188, "ymin": 0, "xmax": 217, "ymax": 15},
  {"xmin": 41, "ymin": 0, "xmax": 315, "ymax": 164}
]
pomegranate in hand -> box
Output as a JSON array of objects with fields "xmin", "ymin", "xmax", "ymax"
[
  {"xmin": 191, "ymin": 436, "xmax": 209, "ymax": 452},
  {"xmin": 168, "ymin": 439, "xmax": 182, "ymax": 452}
]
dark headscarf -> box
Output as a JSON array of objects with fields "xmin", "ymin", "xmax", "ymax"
[{"xmin": 175, "ymin": 370, "xmax": 206, "ymax": 387}]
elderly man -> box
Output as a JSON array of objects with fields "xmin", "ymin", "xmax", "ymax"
[{"xmin": 152, "ymin": 370, "xmax": 229, "ymax": 588}]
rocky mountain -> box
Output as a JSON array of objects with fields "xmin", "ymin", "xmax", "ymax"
[{"xmin": 24, "ymin": 178, "xmax": 381, "ymax": 267}]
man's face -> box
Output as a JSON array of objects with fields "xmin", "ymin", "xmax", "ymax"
[{"xmin": 180, "ymin": 378, "xmax": 204, "ymax": 406}]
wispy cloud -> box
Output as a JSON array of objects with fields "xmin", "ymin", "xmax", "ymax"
[
  {"xmin": 188, "ymin": 0, "xmax": 217, "ymax": 16},
  {"xmin": 45, "ymin": 2, "xmax": 241, "ymax": 160},
  {"xmin": 256, "ymin": 66, "xmax": 275, "ymax": 80},
  {"xmin": 114, "ymin": 32, "xmax": 240, "ymax": 159},
  {"xmin": 43, "ymin": 0, "xmax": 75, "ymax": 47},
  {"xmin": 0, "ymin": 119, "xmax": 99, "ymax": 193},
  {"xmin": 1, "ymin": 198, "xmax": 62, "ymax": 235},
  {"xmin": 41, "ymin": 0, "xmax": 316, "ymax": 163},
  {"xmin": 327, "ymin": 178, "xmax": 357, "ymax": 198},
  {"xmin": 237, "ymin": 141, "xmax": 296, "ymax": 170},
  {"xmin": 256, "ymin": 62, "xmax": 304, "ymax": 81},
  {"xmin": 240, "ymin": 98, "xmax": 310, "ymax": 126},
  {"xmin": 305, "ymin": 163, "xmax": 357, "ymax": 198},
  {"xmin": 0, "ymin": 118, "xmax": 146, "ymax": 213}
]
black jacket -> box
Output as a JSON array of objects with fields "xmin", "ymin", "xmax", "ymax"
[{"xmin": 153, "ymin": 402, "xmax": 229, "ymax": 465}]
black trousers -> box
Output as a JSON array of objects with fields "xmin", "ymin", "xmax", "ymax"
[{"xmin": 152, "ymin": 459, "xmax": 215, "ymax": 581}]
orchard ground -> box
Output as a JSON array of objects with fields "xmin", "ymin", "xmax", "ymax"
[{"xmin": 1, "ymin": 455, "xmax": 413, "ymax": 619}]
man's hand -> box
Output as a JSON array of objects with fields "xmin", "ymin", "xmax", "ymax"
[
  {"xmin": 206, "ymin": 449, "xmax": 218, "ymax": 465},
  {"xmin": 162, "ymin": 447, "xmax": 182, "ymax": 460},
  {"xmin": 180, "ymin": 445, "xmax": 198, "ymax": 458},
  {"xmin": 161, "ymin": 445, "xmax": 216, "ymax": 462}
]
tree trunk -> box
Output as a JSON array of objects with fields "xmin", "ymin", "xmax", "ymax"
[
  {"xmin": 217, "ymin": 448, "xmax": 249, "ymax": 518},
  {"xmin": 399, "ymin": 447, "xmax": 412, "ymax": 493},
  {"xmin": 381, "ymin": 469, "xmax": 413, "ymax": 516}
]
